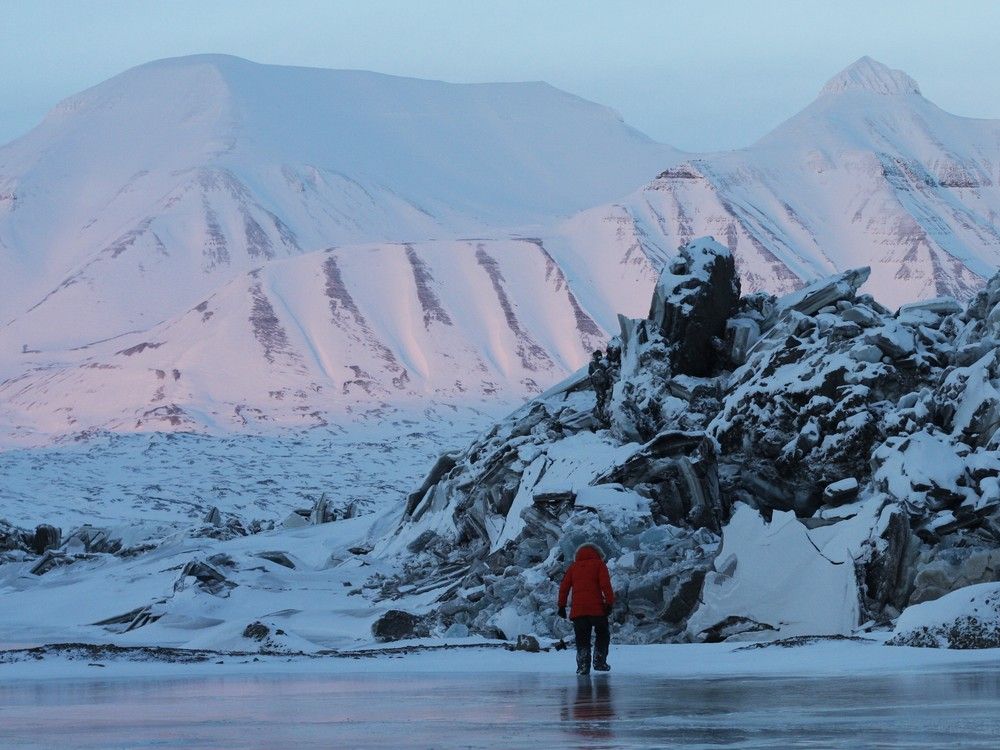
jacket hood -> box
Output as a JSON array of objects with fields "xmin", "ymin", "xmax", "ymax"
[{"xmin": 574, "ymin": 543, "xmax": 604, "ymax": 562}]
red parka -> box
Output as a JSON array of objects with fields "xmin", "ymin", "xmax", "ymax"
[{"xmin": 558, "ymin": 545, "xmax": 615, "ymax": 619}]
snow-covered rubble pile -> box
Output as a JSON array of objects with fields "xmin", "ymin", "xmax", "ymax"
[
  {"xmin": 378, "ymin": 237, "xmax": 1000, "ymax": 646},
  {"xmin": 888, "ymin": 583, "xmax": 1000, "ymax": 648}
]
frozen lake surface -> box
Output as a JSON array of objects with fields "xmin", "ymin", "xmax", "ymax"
[{"xmin": 3, "ymin": 667, "xmax": 1000, "ymax": 749}]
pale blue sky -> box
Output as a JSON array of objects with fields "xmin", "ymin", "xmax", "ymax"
[{"xmin": 2, "ymin": 0, "xmax": 999, "ymax": 151}]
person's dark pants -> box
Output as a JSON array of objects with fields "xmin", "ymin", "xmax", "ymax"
[{"xmin": 573, "ymin": 615, "xmax": 610, "ymax": 667}]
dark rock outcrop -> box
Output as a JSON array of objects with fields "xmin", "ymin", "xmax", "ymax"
[
  {"xmin": 648, "ymin": 239, "xmax": 741, "ymax": 376},
  {"xmin": 242, "ymin": 621, "xmax": 270, "ymax": 641},
  {"xmin": 860, "ymin": 507, "xmax": 921, "ymax": 621},
  {"xmin": 372, "ymin": 610, "xmax": 428, "ymax": 642},
  {"xmin": 31, "ymin": 524, "xmax": 61, "ymax": 555},
  {"xmin": 514, "ymin": 634, "xmax": 540, "ymax": 652}
]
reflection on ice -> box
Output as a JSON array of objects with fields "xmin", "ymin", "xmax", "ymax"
[
  {"xmin": 563, "ymin": 674, "xmax": 615, "ymax": 742},
  {"xmin": 2, "ymin": 668, "xmax": 1000, "ymax": 748}
]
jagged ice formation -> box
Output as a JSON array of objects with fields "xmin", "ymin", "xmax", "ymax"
[{"xmin": 379, "ymin": 237, "xmax": 1000, "ymax": 646}]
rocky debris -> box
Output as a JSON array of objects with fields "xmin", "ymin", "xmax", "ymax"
[
  {"xmin": 310, "ymin": 494, "xmax": 334, "ymax": 525},
  {"xmin": 282, "ymin": 495, "xmax": 354, "ymax": 529},
  {"xmin": 888, "ymin": 583, "xmax": 1000, "ymax": 649},
  {"xmin": 779, "ymin": 267, "xmax": 870, "ymax": 317},
  {"xmin": 236, "ymin": 620, "xmax": 308, "ymax": 652},
  {"xmin": 3, "ymin": 521, "xmax": 149, "ymax": 571},
  {"xmin": 283, "ymin": 509, "xmax": 311, "ymax": 528},
  {"xmin": 190, "ymin": 514, "xmax": 251, "ymax": 542},
  {"xmin": 0, "ymin": 643, "xmax": 227, "ymax": 665},
  {"xmin": 57, "ymin": 524, "xmax": 157, "ymax": 558},
  {"xmin": 706, "ymin": 275, "xmax": 967, "ymax": 516},
  {"xmin": 93, "ymin": 603, "xmax": 166, "ymax": 633},
  {"xmin": 247, "ymin": 518, "xmax": 276, "ymax": 535},
  {"xmin": 443, "ymin": 623, "xmax": 470, "ymax": 638},
  {"xmin": 513, "ymin": 634, "xmax": 540, "ymax": 652},
  {"xmin": 696, "ymin": 615, "xmax": 778, "ymax": 643},
  {"xmin": 62, "ymin": 525, "xmax": 122, "ymax": 555},
  {"xmin": 242, "ymin": 621, "xmax": 271, "ymax": 640},
  {"xmin": 864, "ymin": 322, "xmax": 915, "ymax": 359},
  {"xmin": 406, "ymin": 452, "xmax": 460, "ymax": 515},
  {"xmin": 859, "ymin": 506, "xmax": 921, "ymax": 622},
  {"xmin": 0, "ymin": 640, "xmax": 520, "ymax": 667},
  {"xmin": 256, "ymin": 551, "xmax": 296, "ymax": 569},
  {"xmin": 736, "ymin": 634, "xmax": 871, "ymax": 650},
  {"xmin": 596, "ymin": 431, "xmax": 726, "ymax": 530},
  {"xmin": 31, "ymin": 524, "xmax": 61, "ymax": 555},
  {"xmin": 618, "ymin": 542, "xmax": 715, "ymax": 643},
  {"xmin": 29, "ymin": 550, "xmax": 96, "ymax": 576},
  {"xmin": 823, "ymin": 478, "xmax": 859, "ymax": 505},
  {"xmin": 908, "ymin": 546, "xmax": 1000, "ymax": 605},
  {"xmin": 898, "ymin": 297, "xmax": 963, "ymax": 318},
  {"xmin": 607, "ymin": 324, "xmax": 673, "ymax": 443},
  {"xmin": 871, "ymin": 429, "xmax": 1000, "ymax": 539},
  {"xmin": 376, "ymin": 235, "xmax": 1000, "ymax": 646},
  {"xmin": 372, "ymin": 610, "xmax": 429, "ymax": 642},
  {"xmin": 0, "ymin": 519, "xmax": 31, "ymax": 555},
  {"xmin": 725, "ymin": 318, "xmax": 760, "ymax": 366},
  {"xmin": 203, "ymin": 507, "xmax": 223, "ymax": 527},
  {"xmin": 174, "ymin": 557, "xmax": 237, "ymax": 597}
]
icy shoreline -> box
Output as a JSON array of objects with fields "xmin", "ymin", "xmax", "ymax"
[{"xmin": 2, "ymin": 638, "xmax": 999, "ymax": 683}]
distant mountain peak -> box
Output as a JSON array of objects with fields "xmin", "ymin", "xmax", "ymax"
[{"xmin": 820, "ymin": 56, "xmax": 921, "ymax": 96}]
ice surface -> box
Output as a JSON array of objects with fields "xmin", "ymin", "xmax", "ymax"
[{"xmin": 2, "ymin": 644, "xmax": 1000, "ymax": 749}]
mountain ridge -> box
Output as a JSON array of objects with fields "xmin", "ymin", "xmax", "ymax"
[
  {"xmin": 0, "ymin": 54, "xmax": 680, "ymax": 353},
  {"xmin": 2, "ymin": 55, "xmax": 1000, "ymax": 439},
  {"xmin": 820, "ymin": 56, "xmax": 922, "ymax": 96},
  {"xmin": 566, "ymin": 56, "xmax": 1000, "ymax": 310}
]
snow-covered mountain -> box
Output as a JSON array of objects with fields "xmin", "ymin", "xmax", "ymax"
[
  {"xmin": 3, "ymin": 55, "xmax": 1000, "ymax": 440},
  {"xmin": 0, "ymin": 54, "xmax": 679, "ymax": 357},
  {"xmin": 1, "ymin": 237, "xmax": 651, "ymax": 438},
  {"xmin": 559, "ymin": 57, "xmax": 1000, "ymax": 309}
]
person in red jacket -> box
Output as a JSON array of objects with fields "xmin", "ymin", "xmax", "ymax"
[{"xmin": 558, "ymin": 543, "xmax": 615, "ymax": 675}]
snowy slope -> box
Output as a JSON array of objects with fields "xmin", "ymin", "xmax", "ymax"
[
  {"xmin": 0, "ymin": 238, "xmax": 645, "ymax": 439},
  {"xmin": 0, "ymin": 54, "xmax": 679, "ymax": 357},
  {"xmin": 555, "ymin": 57, "xmax": 1000, "ymax": 309}
]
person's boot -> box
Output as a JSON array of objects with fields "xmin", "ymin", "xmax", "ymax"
[
  {"xmin": 576, "ymin": 649, "xmax": 591, "ymax": 675},
  {"xmin": 593, "ymin": 648, "xmax": 610, "ymax": 672}
]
